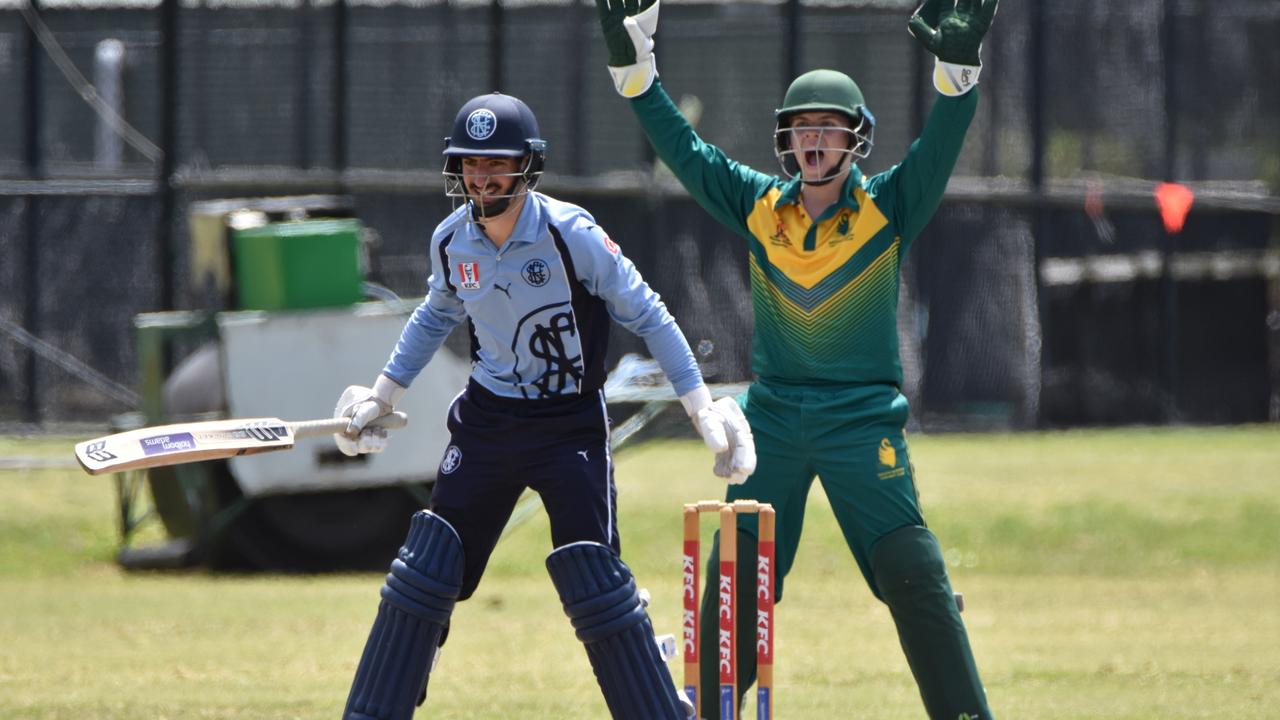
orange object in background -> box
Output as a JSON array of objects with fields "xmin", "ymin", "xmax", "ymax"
[{"xmin": 1154, "ymin": 182, "xmax": 1195, "ymax": 234}]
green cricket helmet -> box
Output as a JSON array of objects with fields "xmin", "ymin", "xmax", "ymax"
[{"xmin": 773, "ymin": 69, "xmax": 876, "ymax": 184}]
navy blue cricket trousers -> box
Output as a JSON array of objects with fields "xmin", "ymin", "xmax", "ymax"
[{"xmin": 428, "ymin": 380, "xmax": 620, "ymax": 601}]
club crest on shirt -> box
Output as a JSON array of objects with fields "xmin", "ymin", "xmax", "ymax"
[
  {"xmin": 828, "ymin": 211, "xmax": 854, "ymax": 246},
  {"xmin": 513, "ymin": 301, "xmax": 584, "ymax": 397},
  {"xmin": 769, "ymin": 220, "xmax": 792, "ymax": 247},
  {"xmin": 457, "ymin": 262, "xmax": 481, "ymax": 290},
  {"xmin": 522, "ymin": 258, "xmax": 550, "ymax": 287},
  {"xmin": 603, "ymin": 234, "xmax": 620, "ymax": 254}
]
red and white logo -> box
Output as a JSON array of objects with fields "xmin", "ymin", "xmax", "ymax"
[
  {"xmin": 603, "ymin": 234, "xmax": 620, "ymax": 255},
  {"xmin": 457, "ymin": 262, "xmax": 481, "ymax": 290}
]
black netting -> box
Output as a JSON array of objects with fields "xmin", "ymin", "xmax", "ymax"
[{"xmin": 1, "ymin": 0, "xmax": 1277, "ymax": 426}]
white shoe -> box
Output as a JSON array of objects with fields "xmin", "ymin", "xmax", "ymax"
[
  {"xmin": 676, "ymin": 686, "xmax": 696, "ymax": 718},
  {"xmin": 654, "ymin": 633, "xmax": 677, "ymax": 662},
  {"xmin": 640, "ymin": 590, "xmax": 693, "ymax": 717}
]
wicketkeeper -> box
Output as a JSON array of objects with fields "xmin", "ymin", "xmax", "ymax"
[
  {"xmin": 595, "ymin": 0, "xmax": 999, "ymax": 717},
  {"xmin": 334, "ymin": 91, "xmax": 755, "ymax": 719}
]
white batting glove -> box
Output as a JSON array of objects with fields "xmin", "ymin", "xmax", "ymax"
[
  {"xmin": 333, "ymin": 374, "xmax": 406, "ymax": 457},
  {"xmin": 679, "ymin": 385, "xmax": 756, "ymax": 485}
]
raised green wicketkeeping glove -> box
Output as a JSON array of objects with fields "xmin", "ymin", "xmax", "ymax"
[
  {"xmin": 595, "ymin": 0, "xmax": 661, "ymax": 98},
  {"xmin": 908, "ymin": 0, "xmax": 999, "ymax": 95}
]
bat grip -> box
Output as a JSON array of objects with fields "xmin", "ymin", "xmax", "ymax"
[{"xmin": 292, "ymin": 411, "xmax": 410, "ymax": 439}]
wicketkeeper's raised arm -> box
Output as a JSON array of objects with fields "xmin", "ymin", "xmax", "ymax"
[
  {"xmin": 595, "ymin": 0, "xmax": 774, "ymax": 238},
  {"xmin": 907, "ymin": 0, "xmax": 999, "ymax": 96},
  {"xmin": 597, "ymin": 0, "xmax": 660, "ymax": 98},
  {"xmin": 873, "ymin": 0, "xmax": 999, "ymax": 246}
]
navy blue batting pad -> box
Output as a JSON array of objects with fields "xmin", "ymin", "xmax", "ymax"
[
  {"xmin": 344, "ymin": 511, "xmax": 464, "ymax": 720},
  {"xmin": 546, "ymin": 541, "xmax": 687, "ymax": 720}
]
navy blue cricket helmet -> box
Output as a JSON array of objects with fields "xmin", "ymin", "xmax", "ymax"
[
  {"xmin": 442, "ymin": 93, "xmax": 547, "ymax": 220},
  {"xmin": 444, "ymin": 92, "xmax": 546, "ymax": 159}
]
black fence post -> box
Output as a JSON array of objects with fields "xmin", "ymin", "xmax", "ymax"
[
  {"xmin": 157, "ymin": 0, "xmax": 178, "ymax": 314},
  {"xmin": 489, "ymin": 0, "xmax": 504, "ymax": 91},
  {"xmin": 1159, "ymin": 0, "xmax": 1180, "ymax": 422},
  {"xmin": 783, "ymin": 0, "xmax": 800, "ymax": 94},
  {"xmin": 569, "ymin": 0, "xmax": 589, "ymax": 177},
  {"xmin": 297, "ymin": 0, "xmax": 314, "ymax": 169},
  {"xmin": 334, "ymin": 0, "xmax": 348, "ymax": 172},
  {"xmin": 22, "ymin": 0, "xmax": 44, "ymax": 424},
  {"xmin": 1028, "ymin": 0, "xmax": 1047, "ymax": 428}
]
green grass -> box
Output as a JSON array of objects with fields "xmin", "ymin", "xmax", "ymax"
[
  {"xmin": 0, "ymin": 434, "xmax": 81, "ymax": 458},
  {"xmin": 1, "ymin": 426, "xmax": 1278, "ymax": 718}
]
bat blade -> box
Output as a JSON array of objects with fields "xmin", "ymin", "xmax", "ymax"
[{"xmin": 74, "ymin": 417, "xmax": 298, "ymax": 476}]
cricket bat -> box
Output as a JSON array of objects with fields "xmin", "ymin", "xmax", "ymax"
[{"xmin": 73, "ymin": 412, "xmax": 409, "ymax": 476}]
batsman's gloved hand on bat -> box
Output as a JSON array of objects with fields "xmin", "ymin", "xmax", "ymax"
[
  {"xmin": 907, "ymin": 0, "xmax": 999, "ymax": 96},
  {"xmin": 334, "ymin": 374, "xmax": 406, "ymax": 456},
  {"xmin": 595, "ymin": 0, "xmax": 660, "ymax": 98},
  {"xmin": 679, "ymin": 385, "xmax": 756, "ymax": 485}
]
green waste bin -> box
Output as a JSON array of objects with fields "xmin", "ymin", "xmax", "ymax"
[{"xmin": 232, "ymin": 219, "xmax": 364, "ymax": 310}]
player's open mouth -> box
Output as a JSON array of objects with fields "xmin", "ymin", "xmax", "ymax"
[{"xmin": 804, "ymin": 150, "xmax": 823, "ymax": 167}]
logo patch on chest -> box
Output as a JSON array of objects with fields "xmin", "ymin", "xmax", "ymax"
[
  {"xmin": 769, "ymin": 220, "xmax": 793, "ymax": 247},
  {"xmin": 522, "ymin": 258, "xmax": 550, "ymax": 287},
  {"xmin": 828, "ymin": 211, "xmax": 856, "ymax": 246},
  {"xmin": 457, "ymin": 262, "xmax": 481, "ymax": 290}
]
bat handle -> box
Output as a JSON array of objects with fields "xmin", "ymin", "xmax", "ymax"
[{"xmin": 292, "ymin": 411, "xmax": 410, "ymax": 440}]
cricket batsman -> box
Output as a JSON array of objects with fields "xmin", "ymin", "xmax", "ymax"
[{"xmin": 335, "ymin": 91, "xmax": 754, "ymax": 719}]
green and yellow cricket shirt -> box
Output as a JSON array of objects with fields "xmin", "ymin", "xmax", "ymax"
[{"xmin": 630, "ymin": 78, "xmax": 977, "ymax": 391}]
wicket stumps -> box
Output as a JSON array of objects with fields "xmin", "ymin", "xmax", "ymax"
[{"xmin": 682, "ymin": 500, "xmax": 776, "ymax": 720}]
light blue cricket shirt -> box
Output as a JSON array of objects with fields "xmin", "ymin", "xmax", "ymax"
[{"xmin": 383, "ymin": 192, "xmax": 703, "ymax": 401}]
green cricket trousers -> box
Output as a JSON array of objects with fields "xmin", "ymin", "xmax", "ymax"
[{"xmin": 696, "ymin": 380, "xmax": 993, "ymax": 719}]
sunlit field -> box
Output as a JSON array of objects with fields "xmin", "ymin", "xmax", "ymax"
[{"xmin": 1, "ymin": 426, "xmax": 1277, "ymax": 718}]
